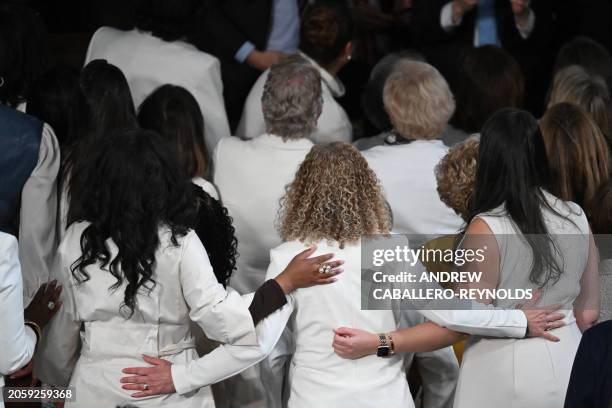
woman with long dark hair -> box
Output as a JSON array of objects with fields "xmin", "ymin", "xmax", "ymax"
[
  {"xmin": 60, "ymin": 59, "xmax": 138, "ymax": 239},
  {"xmin": 452, "ymin": 109, "xmax": 599, "ymax": 407},
  {"xmin": 35, "ymin": 129, "xmax": 342, "ymax": 407},
  {"xmin": 138, "ymin": 84, "xmax": 232, "ymax": 286}
]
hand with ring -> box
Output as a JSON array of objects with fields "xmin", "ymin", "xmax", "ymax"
[
  {"xmin": 274, "ymin": 245, "xmax": 344, "ymax": 294},
  {"xmin": 24, "ymin": 279, "xmax": 63, "ymax": 330},
  {"xmin": 121, "ymin": 355, "xmax": 175, "ymax": 398}
]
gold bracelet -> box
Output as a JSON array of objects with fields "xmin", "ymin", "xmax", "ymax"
[{"xmin": 24, "ymin": 320, "xmax": 42, "ymax": 346}]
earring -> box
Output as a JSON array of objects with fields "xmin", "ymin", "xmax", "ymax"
[{"xmin": 0, "ymin": 76, "xmax": 4, "ymax": 87}]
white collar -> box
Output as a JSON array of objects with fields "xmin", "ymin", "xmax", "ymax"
[
  {"xmin": 298, "ymin": 51, "xmax": 345, "ymax": 98},
  {"xmin": 253, "ymin": 133, "xmax": 314, "ymax": 150}
]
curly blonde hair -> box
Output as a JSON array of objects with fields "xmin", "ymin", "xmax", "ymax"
[
  {"xmin": 435, "ymin": 138, "xmax": 479, "ymax": 221},
  {"xmin": 279, "ymin": 142, "xmax": 390, "ymax": 247}
]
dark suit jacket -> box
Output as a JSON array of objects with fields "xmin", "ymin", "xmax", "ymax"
[
  {"xmin": 411, "ymin": 0, "xmax": 555, "ymax": 114},
  {"xmin": 192, "ymin": 0, "xmax": 273, "ymax": 61},
  {"xmin": 564, "ymin": 320, "xmax": 612, "ymax": 408}
]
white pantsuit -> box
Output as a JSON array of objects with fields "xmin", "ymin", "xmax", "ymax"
[
  {"xmin": 236, "ymin": 53, "xmax": 352, "ymax": 144},
  {"xmin": 85, "ymin": 27, "xmax": 231, "ymax": 155},
  {"xmin": 35, "ymin": 222, "xmax": 264, "ymax": 408}
]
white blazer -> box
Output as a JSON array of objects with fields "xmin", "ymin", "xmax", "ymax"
[
  {"xmin": 35, "ymin": 222, "xmax": 261, "ymax": 407},
  {"xmin": 362, "ymin": 140, "xmax": 463, "ymax": 237},
  {"xmin": 85, "ymin": 27, "xmax": 231, "ymax": 154},
  {"xmin": 236, "ymin": 53, "xmax": 352, "ymax": 144},
  {"xmin": 0, "ymin": 233, "xmax": 37, "ymax": 396},
  {"xmin": 213, "ymin": 134, "xmax": 313, "ymax": 294}
]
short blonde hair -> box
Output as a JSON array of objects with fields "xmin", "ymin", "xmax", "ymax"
[
  {"xmin": 279, "ymin": 142, "xmax": 390, "ymax": 248},
  {"xmin": 435, "ymin": 138, "xmax": 479, "ymax": 221},
  {"xmin": 383, "ymin": 61, "xmax": 455, "ymax": 140}
]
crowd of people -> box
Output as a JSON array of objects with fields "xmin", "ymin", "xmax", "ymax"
[{"xmin": 1, "ymin": 0, "xmax": 612, "ymax": 408}]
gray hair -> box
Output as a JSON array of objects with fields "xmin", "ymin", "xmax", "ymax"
[{"xmin": 262, "ymin": 54, "xmax": 323, "ymax": 140}]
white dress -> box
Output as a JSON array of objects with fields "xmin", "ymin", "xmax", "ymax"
[
  {"xmin": 85, "ymin": 27, "xmax": 231, "ymax": 155},
  {"xmin": 454, "ymin": 192, "xmax": 590, "ymax": 408},
  {"xmin": 35, "ymin": 222, "xmax": 260, "ymax": 408},
  {"xmin": 236, "ymin": 52, "xmax": 352, "ymax": 144},
  {"xmin": 264, "ymin": 240, "xmax": 414, "ymax": 408}
]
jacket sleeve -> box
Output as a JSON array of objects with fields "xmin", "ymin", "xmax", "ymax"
[
  {"xmin": 0, "ymin": 234, "xmax": 37, "ymax": 378},
  {"xmin": 179, "ymin": 232, "xmax": 257, "ymax": 346},
  {"xmin": 19, "ymin": 124, "xmax": 60, "ymax": 305},
  {"xmin": 171, "ymin": 254, "xmax": 293, "ymax": 395}
]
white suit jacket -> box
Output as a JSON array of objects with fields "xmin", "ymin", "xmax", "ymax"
[
  {"xmin": 0, "ymin": 233, "xmax": 37, "ymax": 394},
  {"xmin": 85, "ymin": 27, "xmax": 231, "ymax": 155},
  {"xmin": 236, "ymin": 53, "xmax": 352, "ymax": 144},
  {"xmin": 213, "ymin": 134, "xmax": 313, "ymax": 294},
  {"xmin": 362, "ymin": 140, "xmax": 463, "ymax": 236},
  {"xmin": 35, "ymin": 223, "xmax": 260, "ymax": 407}
]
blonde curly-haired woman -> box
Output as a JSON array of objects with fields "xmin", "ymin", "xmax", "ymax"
[{"xmin": 261, "ymin": 142, "xmax": 416, "ymax": 408}]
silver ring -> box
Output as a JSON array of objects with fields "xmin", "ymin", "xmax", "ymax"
[
  {"xmin": 143, "ymin": 383, "xmax": 149, "ymax": 391},
  {"xmin": 47, "ymin": 301, "xmax": 56, "ymax": 310},
  {"xmin": 319, "ymin": 264, "xmax": 332, "ymax": 274}
]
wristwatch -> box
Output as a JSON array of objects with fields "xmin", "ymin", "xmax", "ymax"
[{"xmin": 376, "ymin": 333, "xmax": 393, "ymax": 357}]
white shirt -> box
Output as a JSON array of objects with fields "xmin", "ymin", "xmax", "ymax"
[
  {"xmin": 192, "ymin": 177, "xmax": 219, "ymax": 200},
  {"xmin": 35, "ymin": 222, "xmax": 260, "ymax": 407},
  {"xmin": 0, "ymin": 233, "xmax": 37, "ymax": 396},
  {"xmin": 236, "ymin": 53, "xmax": 352, "ymax": 144},
  {"xmin": 85, "ymin": 27, "xmax": 231, "ymax": 155},
  {"xmin": 440, "ymin": 1, "xmax": 536, "ymax": 45},
  {"xmin": 362, "ymin": 140, "xmax": 463, "ymax": 237},
  {"xmin": 213, "ymin": 133, "xmax": 313, "ymax": 294}
]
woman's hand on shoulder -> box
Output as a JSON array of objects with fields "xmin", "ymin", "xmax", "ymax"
[
  {"xmin": 274, "ymin": 246, "xmax": 344, "ymax": 294},
  {"xmin": 332, "ymin": 327, "xmax": 379, "ymax": 359}
]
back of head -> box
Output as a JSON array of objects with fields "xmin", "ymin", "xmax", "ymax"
[
  {"xmin": 540, "ymin": 102, "xmax": 610, "ymax": 213},
  {"xmin": 0, "ymin": 2, "xmax": 48, "ymax": 107},
  {"xmin": 453, "ymin": 45, "xmax": 525, "ymax": 134},
  {"xmin": 435, "ymin": 138, "xmax": 479, "ymax": 221},
  {"xmin": 80, "ymin": 59, "xmax": 137, "ymax": 138},
  {"xmin": 280, "ymin": 142, "xmax": 390, "ymax": 247},
  {"xmin": 134, "ymin": 0, "xmax": 200, "ymax": 42},
  {"xmin": 262, "ymin": 54, "xmax": 323, "ymax": 140},
  {"xmin": 471, "ymin": 108, "xmax": 561, "ymax": 286},
  {"xmin": 138, "ymin": 84, "xmax": 207, "ymax": 179},
  {"xmin": 383, "ymin": 60, "xmax": 454, "ymax": 139},
  {"xmin": 68, "ymin": 129, "xmax": 196, "ymax": 316},
  {"xmin": 362, "ymin": 51, "xmax": 425, "ymax": 133},
  {"xmin": 554, "ymin": 36, "xmax": 612, "ymax": 94},
  {"xmin": 26, "ymin": 66, "xmax": 83, "ymax": 149},
  {"xmin": 548, "ymin": 65, "xmax": 612, "ymax": 139},
  {"xmin": 300, "ymin": 0, "xmax": 354, "ymax": 68}
]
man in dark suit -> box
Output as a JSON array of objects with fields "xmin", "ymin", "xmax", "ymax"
[
  {"xmin": 412, "ymin": 0, "xmax": 554, "ymax": 113},
  {"xmin": 192, "ymin": 0, "xmax": 303, "ymax": 132}
]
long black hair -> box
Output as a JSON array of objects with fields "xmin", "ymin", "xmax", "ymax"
[
  {"xmin": 79, "ymin": 59, "xmax": 137, "ymax": 138},
  {"xmin": 138, "ymin": 84, "xmax": 208, "ymax": 178},
  {"xmin": 467, "ymin": 108, "xmax": 563, "ymax": 287},
  {"xmin": 68, "ymin": 129, "xmax": 197, "ymax": 317}
]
